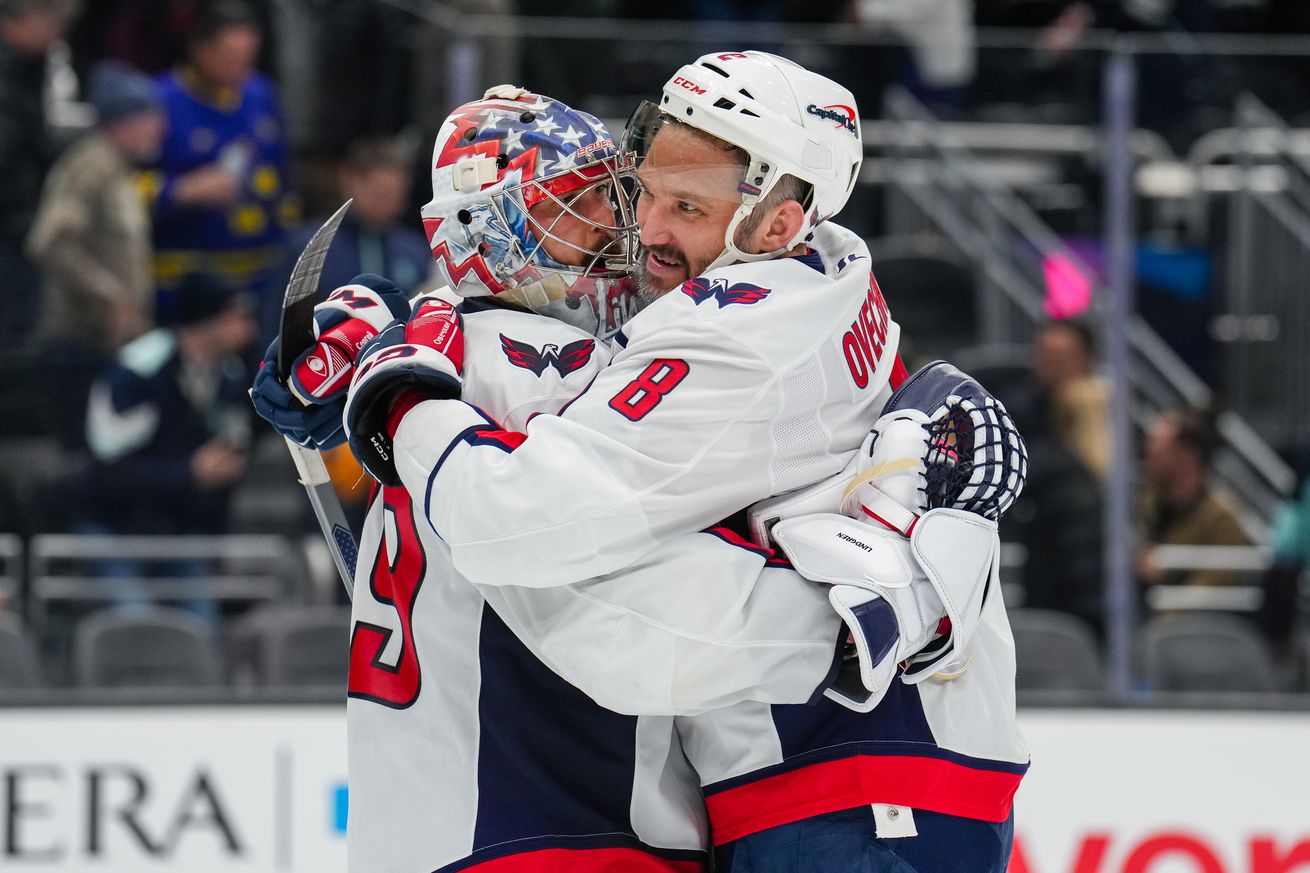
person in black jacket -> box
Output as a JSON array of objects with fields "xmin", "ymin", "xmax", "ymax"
[
  {"xmin": 0, "ymin": 0, "xmax": 76, "ymax": 346},
  {"xmin": 79, "ymin": 272, "xmax": 255, "ymax": 620}
]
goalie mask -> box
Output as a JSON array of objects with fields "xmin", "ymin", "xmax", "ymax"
[
  {"xmin": 621, "ymin": 51, "xmax": 863, "ymax": 273},
  {"xmin": 422, "ymin": 88, "xmax": 640, "ymax": 338}
]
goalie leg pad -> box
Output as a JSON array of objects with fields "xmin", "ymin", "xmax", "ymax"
[
  {"xmin": 772, "ymin": 508, "xmax": 998, "ymax": 709},
  {"xmin": 901, "ymin": 508, "xmax": 1000, "ymax": 680}
]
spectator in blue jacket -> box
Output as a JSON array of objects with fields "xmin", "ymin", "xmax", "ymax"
[
  {"xmin": 275, "ymin": 138, "xmax": 433, "ymax": 316},
  {"xmin": 83, "ymin": 272, "xmax": 255, "ymax": 537},
  {"xmin": 81, "ymin": 271, "xmax": 255, "ymax": 619}
]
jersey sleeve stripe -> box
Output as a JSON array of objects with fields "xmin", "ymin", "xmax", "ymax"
[{"xmin": 703, "ymin": 526, "xmax": 773, "ymax": 560}]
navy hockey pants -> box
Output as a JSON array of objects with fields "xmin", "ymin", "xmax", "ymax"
[{"xmin": 714, "ymin": 807, "xmax": 1014, "ymax": 873}]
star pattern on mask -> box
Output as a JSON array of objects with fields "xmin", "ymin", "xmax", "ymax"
[
  {"xmin": 534, "ymin": 115, "xmax": 561, "ymax": 137},
  {"xmin": 557, "ymin": 125, "xmax": 585, "ymax": 148},
  {"xmin": 553, "ymin": 149, "xmax": 580, "ymax": 173},
  {"xmin": 501, "ymin": 126, "xmax": 527, "ymax": 153}
]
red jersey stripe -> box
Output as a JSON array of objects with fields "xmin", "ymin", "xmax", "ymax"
[
  {"xmin": 705, "ymin": 754, "xmax": 1023, "ymax": 844},
  {"xmin": 463, "ymin": 847, "xmax": 705, "ymax": 872}
]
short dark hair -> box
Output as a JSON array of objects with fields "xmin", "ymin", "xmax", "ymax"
[
  {"xmin": 189, "ymin": 0, "xmax": 260, "ymax": 45},
  {"xmin": 1163, "ymin": 408, "xmax": 1219, "ymax": 468},
  {"xmin": 344, "ymin": 138, "xmax": 414, "ymax": 175},
  {"xmin": 1040, "ymin": 317, "xmax": 1097, "ymax": 358}
]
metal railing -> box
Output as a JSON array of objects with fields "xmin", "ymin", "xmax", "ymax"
[
  {"xmin": 1210, "ymin": 95, "xmax": 1310, "ymax": 457},
  {"xmin": 25, "ymin": 534, "xmax": 304, "ymax": 630},
  {"xmin": 878, "ymin": 87, "xmax": 1293, "ymax": 529},
  {"xmin": 0, "ymin": 534, "xmax": 20, "ymax": 613}
]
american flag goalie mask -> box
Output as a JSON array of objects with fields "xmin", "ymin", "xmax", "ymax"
[{"xmin": 421, "ymin": 88, "xmax": 641, "ymax": 339}]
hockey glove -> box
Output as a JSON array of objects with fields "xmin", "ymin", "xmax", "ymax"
[
  {"xmin": 250, "ymin": 274, "xmax": 409, "ymax": 449},
  {"xmin": 766, "ymin": 361, "xmax": 1023, "ymax": 711},
  {"xmin": 344, "ymin": 295, "xmax": 465, "ymax": 486}
]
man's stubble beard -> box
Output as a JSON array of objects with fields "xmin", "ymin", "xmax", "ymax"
[
  {"xmin": 631, "ymin": 243, "xmax": 694, "ymax": 309},
  {"xmin": 631, "ymin": 256, "xmax": 670, "ymax": 308}
]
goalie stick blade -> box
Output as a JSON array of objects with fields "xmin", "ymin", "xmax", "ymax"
[{"xmin": 277, "ymin": 198, "xmax": 353, "ymax": 380}]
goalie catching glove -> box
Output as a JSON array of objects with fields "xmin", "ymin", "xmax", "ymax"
[
  {"xmin": 767, "ymin": 360, "xmax": 1027, "ymax": 712},
  {"xmin": 250, "ymin": 274, "xmax": 409, "ymax": 449},
  {"xmin": 344, "ymin": 295, "xmax": 465, "ymax": 486}
]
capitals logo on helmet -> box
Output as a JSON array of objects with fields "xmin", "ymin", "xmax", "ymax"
[{"xmin": 421, "ymin": 87, "xmax": 640, "ymax": 338}]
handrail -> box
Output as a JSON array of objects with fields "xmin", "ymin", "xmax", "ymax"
[
  {"xmin": 1144, "ymin": 586, "xmax": 1264, "ymax": 613},
  {"xmin": 880, "ymin": 88, "xmax": 1295, "ymax": 523},
  {"xmin": 1149, "ymin": 545, "xmax": 1272, "ymax": 572},
  {"xmin": 29, "ymin": 534, "xmax": 295, "ymax": 563}
]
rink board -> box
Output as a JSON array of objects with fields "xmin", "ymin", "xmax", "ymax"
[{"xmin": 0, "ymin": 706, "xmax": 1306, "ymax": 872}]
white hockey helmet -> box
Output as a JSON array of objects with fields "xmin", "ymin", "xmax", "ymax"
[
  {"xmin": 623, "ymin": 51, "xmax": 863, "ymax": 271},
  {"xmin": 421, "ymin": 88, "xmax": 640, "ymax": 338}
]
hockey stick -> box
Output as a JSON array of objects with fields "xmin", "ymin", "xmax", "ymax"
[{"xmin": 276, "ymin": 199, "xmax": 358, "ymax": 599}]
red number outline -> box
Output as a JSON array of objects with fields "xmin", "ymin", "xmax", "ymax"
[
  {"xmin": 348, "ymin": 487, "xmax": 426, "ymax": 708},
  {"xmin": 608, "ymin": 359, "xmax": 690, "ymax": 421}
]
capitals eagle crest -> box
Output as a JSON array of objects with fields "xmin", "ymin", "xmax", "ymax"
[{"xmin": 500, "ymin": 334, "xmax": 596, "ymax": 376}]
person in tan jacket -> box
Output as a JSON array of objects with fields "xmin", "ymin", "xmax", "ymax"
[
  {"xmin": 27, "ymin": 60, "xmax": 164, "ymax": 353},
  {"xmin": 1138, "ymin": 408, "xmax": 1252, "ymax": 589},
  {"xmin": 1032, "ymin": 318, "xmax": 1109, "ymax": 480}
]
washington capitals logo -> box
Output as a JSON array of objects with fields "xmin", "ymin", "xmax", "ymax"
[
  {"xmin": 680, "ymin": 277, "xmax": 772, "ymax": 308},
  {"xmin": 500, "ymin": 334, "xmax": 595, "ymax": 376}
]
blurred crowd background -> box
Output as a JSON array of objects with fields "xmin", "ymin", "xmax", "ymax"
[{"xmin": 1, "ymin": 0, "xmax": 1309, "ymax": 702}]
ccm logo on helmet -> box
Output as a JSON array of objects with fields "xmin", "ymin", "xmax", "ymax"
[
  {"xmin": 673, "ymin": 76, "xmax": 708, "ymax": 96},
  {"xmin": 806, "ymin": 103, "xmax": 858, "ymax": 134}
]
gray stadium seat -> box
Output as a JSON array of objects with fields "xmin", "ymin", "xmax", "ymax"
[
  {"xmin": 1008, "ymin": 608, "xmax": 1103, "ymax": 692},
  {"xmin": 262, "ymin": 606, "xmax": 351, "ymax": 688},
  {"xmin": 229, "ymin": 604, "xmax": 351, "ymax": 688},
  {"xmin": 1137, "ymin": 613, "xmax": 1279, "ymax": 693},
  {"xmin": 73, "ymin": 607, "xmax": 223, "ymax": 688},
  {"xmin": 0, "ymin": 613, "xmax": 43, "ymax": 688}
]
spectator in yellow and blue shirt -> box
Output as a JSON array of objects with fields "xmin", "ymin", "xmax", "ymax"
[{"xmin": 144, "ymin": 0, "xmax": 295, "ymax": 334}]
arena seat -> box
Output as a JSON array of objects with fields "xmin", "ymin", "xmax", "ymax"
[
  {"xmin": 73, "ymin": 607, "xmax": 223, "ymax": 688},
  {"xmin": 229, "ymin": 604, "xmax": 351, "ymax": 688},
  {"xmin": 0, "ymin": 613, "xmax": 43, "ymax": 689},
  {"xmin": 1137, "ymin": 613, "xmax": 1280, "ymax": 693},
  {"xmin": 1009, "ymin": 608, "xmax": 1104, "ymax": 692}
]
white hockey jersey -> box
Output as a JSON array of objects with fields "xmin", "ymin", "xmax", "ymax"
[
  {"xmin": 346, "ymin": 305, "xmax": 849, "ymax": 873},
  {"xmin": 352, "ymin": 221, "xmax": 1028, "ymax": 865},
  {"xmin": 392, "ymin": 222, "xmax": 906, "ymax": 589}
]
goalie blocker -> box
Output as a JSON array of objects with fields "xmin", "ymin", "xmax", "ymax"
[{"xmin": 753, "ymin": 360, "xmax": 1027, "ymax": 712}]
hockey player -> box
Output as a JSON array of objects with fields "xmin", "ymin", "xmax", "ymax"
[
  {"xmin": 255, "ymin": 90, "xmax": 901, "ymax": 872},
  {"xmin": 339, "ymin": 54, "xmax": 1027, "ymax": 873}
]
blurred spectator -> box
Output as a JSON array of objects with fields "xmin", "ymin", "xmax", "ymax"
[
  {"xmin": 0, "ymin": 0, "xmax": 78, "ymax": 347},
  {"xmin": 1002, "ymin": 324, "xmax": 1106, "ymax": 633},
  {"xmin": 851, "ymin": 0, "xmax": 976, "ymax": 103},
  {"xmin": 1032, "ymin": 318, "xmax": 1109, "ymax": 481},
  {"xmin": 278, "ymin": 138, "xmax": 433, "ymax": 305},
  {"xmin": 144, "ymin": 0, "xmax": 294, "ymax": 332},
  {"xmin": 1259, "ymin": 477, "xmax": 1310, "ymax": 656},
  {"xmin": 1008, "ymin": 426, "xmax": 1105, "ymax": 634},
  {"xmin": 27, "ymin": 60, "xmax": 162, "ymax": 356},
  {"xmin": 1137, "ymin": 409, "xmax": 1251, "ymax": 590},
  {"xmin": 82, "ymin": 272, "xmax": 254, "ymax": 540}
]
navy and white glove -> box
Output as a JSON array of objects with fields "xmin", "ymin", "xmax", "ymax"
[
  {"xmin": 344, "ymin": 295, "xmax": 465, "ymax": 486},
  {"xmin": 768, "ymin": 361, "xmax": 1024, "ymax": 712},
  {"xmin": 250, "ymin": 274, "xmax": 409, "ymax": 449}
]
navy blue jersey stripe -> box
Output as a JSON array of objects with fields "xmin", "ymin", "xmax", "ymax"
[{"xmin": 472, "ymin": 607, "xmax": 645, "ymax": 852}]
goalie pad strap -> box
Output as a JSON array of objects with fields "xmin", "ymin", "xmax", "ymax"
[{"xmin": 902, "ymin": 508, "xmax": 999, "ymax": 681}]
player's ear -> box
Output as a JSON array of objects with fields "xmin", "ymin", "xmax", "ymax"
[{"xmin": 750, "ymin": 199, "xmax": 806, "ymax": 255}]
